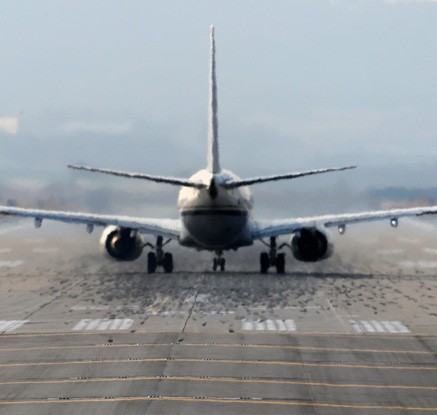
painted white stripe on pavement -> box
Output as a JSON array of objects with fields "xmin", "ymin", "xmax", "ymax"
[
  {"xmin": 390, "ymin": 321, "xmax": 410, "ymax": 333},
  {"xmin": 349, "ymin": 320, "xmax": 362, "ymax": 333},
  {"xmin": 361, "ymin": 321, "xmax": 376, "ymax": 333},
  {"xmin": 242, "ymin": 319, "xmax": 296, "ymax": 332},
  {"xmin": 350, "ymin": 320, "xmax": 410, "ymax": 334},
  {"xmin": 284, "ymin": 319, "xmax": 297, "ymax": 332},
  {"xmin": 266, "ymin": 320, "xmax": 276, "ymax": 331},
  {"xmin": 276, "ymin": 320, "xmax": 287, "ymax": 331},
  {"xmin": 370, "ymin": 320, "xmax": 386, "ymax": 333},
  {"xmin": 73, "ymin": 319, "xmax": 133, "ymax": 331},
  {"xmin": 241, "ymin": 320, "xmax": 254, "ymax": 331},
  {"xmin": 0, "ymin": 260, "xmax": 24, "ymax": 268},
  {"xmin": 0, "ymin": 320, "xmax": 28, "ymax": 333},
  {"xmin": 381, "ymin": 321, "xmax": 397, "ymax": 333}
]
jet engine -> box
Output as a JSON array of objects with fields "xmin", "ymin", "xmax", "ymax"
[
  {"xmin": 100, "ymin": 226, "xmax": 144, "ymax": 261},
  {"xmin": 290, "ymin": 227, "xmax": 333, "ymax": 262}
]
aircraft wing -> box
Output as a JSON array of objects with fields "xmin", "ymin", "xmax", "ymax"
[
  {"xmin": 252, "ymin": 205, "xmax": 437, "ymax": 239},
  {"xmin": 0, "ymin": 206, "xmax": 181, "ymax": 238}
]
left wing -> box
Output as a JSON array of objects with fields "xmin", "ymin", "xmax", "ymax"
[
  {"xmin": 252, "ymin": 205, "xmax": 437, "ymax": 239},
  {"xmin": 0, "ymin": 206, "xmax": 181, "ymax": 238}
]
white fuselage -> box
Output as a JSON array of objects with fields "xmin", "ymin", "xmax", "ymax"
[{"xmin": 177, "ymin": 169, "xmax": 254, "ymax": 250}]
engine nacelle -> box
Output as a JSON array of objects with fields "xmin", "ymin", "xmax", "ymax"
[
  {"xmin": 290, "ymin": 227, "xmax": 333, "ymax": 262},
  {"xmin": 100, "ymin": 226, "xmax": 144, "ymax": 261}
]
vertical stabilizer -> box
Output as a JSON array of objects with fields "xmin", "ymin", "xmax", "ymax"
[{"xmin": 207, "ymin": 25, "xmax": 221, "ymax": 174}]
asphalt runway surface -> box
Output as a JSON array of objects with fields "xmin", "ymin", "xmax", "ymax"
[{"xmin": 0, "ymin": 220, "xmax": 436, "ymax": 414}]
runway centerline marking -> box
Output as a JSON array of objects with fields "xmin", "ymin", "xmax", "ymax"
[
  {"xmin": 0, "ymin": 342, "xmax": 435, "ymax": 355},
  {"xmin": 0, "ymin": 375, "xmax": 435, "ymax": 391},
  {"xmin": 0, "ymin": 357, "xmax": 435, "ymax": 371},
  {"xmin": 0, "ymin": 395, "xmax": 435, "ymax": 411}
]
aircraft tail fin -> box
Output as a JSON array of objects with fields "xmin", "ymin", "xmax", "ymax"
[{"xmin": 207, "ymin": 25, "xmax": 221, "ymax": 174}]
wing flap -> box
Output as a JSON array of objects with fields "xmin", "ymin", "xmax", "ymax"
[{"xmin": 0, "ymin": 206, "xmax": 181, "ymax": 238}]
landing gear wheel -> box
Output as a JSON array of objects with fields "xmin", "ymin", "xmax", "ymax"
[
  {"xmin": 219, "ymin": 258, "xmax": 225, "ymax": 272},
  {"xmin": 163, "ymin": 252, "xmax": 173, "ymax": 273},
  {"xmin": 212, "ymin": 251, "xmax": 225, "ymax": 272},
  {"xmin": 260, "ymin": 252, "xmax": 269, "ymax": 274},
  {"xmin": 147, "ymin": 252, "xmax": 157, "ymax": 273},
  {"xmin": 276, "ymin": 253, "xmax": 285, "ymax": 274}
]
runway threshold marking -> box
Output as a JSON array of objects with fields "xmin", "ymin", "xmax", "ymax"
[
  {"xmin": 72, "ymin": 319, "xmax": 133, "ymax": 331},
  {"xmin": 241, "ymin": 319, "xmax": 296, "ymax": 331},
  {"xmin": 1, "ymin": 375, "xmax": 436, "ymax": 391},
  {"xmin": 0, "ymin": 357, "xmax": 436, "ymax": 371},
  {"xmin": 0, "ymin": 395, "xmax": 435, "ymax": 411},
  {"xmin": 0, "ymin": 321, "xmax": 28, "ymax": 334},
  {"xmin": 2, "ymin": 331, "xmax": 436, "ymax": 340},
  {"xmin": 1, "ymin": 342, "xmax": 435, "ymax": 356},
  {"xmin": 350, "ymin": 320, "xmax": 410, "ymax": 334}
]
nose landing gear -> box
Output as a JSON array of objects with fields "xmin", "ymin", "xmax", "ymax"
[
  {"xmin": 260, "ymin": 237, "xmax": 286, "ymax": 274},
  {"xmin": 145, "ymin": 236, "xmax": 173, "ymax": 273}
]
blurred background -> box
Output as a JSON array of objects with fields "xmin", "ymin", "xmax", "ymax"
[{"xmin": 0, "ymin": 0, "xmax": 436, "ymax": 219}]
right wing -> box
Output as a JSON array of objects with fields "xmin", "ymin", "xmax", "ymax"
[
  {"xmin": 252, "ymin": 205, "xmax": 437, "ymax": 239},
  {"xmin": 0, "ymin": 206, "xmax": 181, "ymax": 238},
  {"xmin": 68, "ymin": 164, "xmax": 206, "ymax": 189}
]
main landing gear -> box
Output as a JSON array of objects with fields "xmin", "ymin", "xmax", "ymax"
[
  {"xmin": 212, "ymin": 250, "xmax": 226, "ymax": 272},
  {"xmin": 145, "ymin": 236, "xmax": 173, "ymax": 273},
  {"xmin": 260, "ymin": 237, "xmax": 286, "ymax": 274}
]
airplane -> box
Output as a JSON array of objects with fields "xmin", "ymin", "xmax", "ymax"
[{"xmin": 1, "ymin": 26, "xmax": 436, "ymax": 274}]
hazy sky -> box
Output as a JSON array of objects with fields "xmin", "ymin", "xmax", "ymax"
[{"xmin": 0, "ymin": 0, "xmax": 436, "ymax": 190}]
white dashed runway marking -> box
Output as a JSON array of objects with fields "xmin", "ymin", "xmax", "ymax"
[
  {"xmin": 349, "ymin": 320, "xmax": 410, "ymax": 334},
  {"xmin": 0, "ymin": 260, "xmax": 24, "ymax": 269},
  {"xmin": 0, "ymin": 320, "xmax": 28, "ymax": 333},
  {"xmin": 241, "ymin": 319, "xmax": 296, "ymax": 332},
  {"xmin": 72, "ymin": 319, "xmax": 134, "ymax": 331}
]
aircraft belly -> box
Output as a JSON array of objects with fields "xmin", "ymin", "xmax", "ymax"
[{"xmin": 180, "ymin": 209, "xmax": 249, "ymax": 249}]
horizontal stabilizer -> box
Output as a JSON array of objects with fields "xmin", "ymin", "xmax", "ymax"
[
  {"xmin": 222, "ymin": 165, "xmax": 356, "ymax": 188},
  {"xmin": 68, "ymin": 165, "xmax": 206, "ymax": 189}
]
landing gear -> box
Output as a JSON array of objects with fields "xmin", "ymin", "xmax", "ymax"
[
  {"xmin": 212, "ymin": 250, "xmax": 225, "ymax": 272},
  {"xmin": 145, "ymin": 236, "xmax": 173, "ymax": 273},
  {"xmin": 260, "ymin": 237, "xmax": 286, "ymax": 274}
]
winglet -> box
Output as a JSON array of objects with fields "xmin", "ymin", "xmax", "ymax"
[{"xmin": 207, "ymin": 25, "xmax": 221, "ymax": 174}]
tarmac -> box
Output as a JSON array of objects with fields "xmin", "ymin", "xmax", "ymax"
[{"xmin": 0, "ymin": 220, "xmax": 436, "ymax": 414}]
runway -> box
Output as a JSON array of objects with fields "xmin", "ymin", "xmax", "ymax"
[{"xmin": 0, "ymin": 221, "xmax": 436, "ymax": 414}]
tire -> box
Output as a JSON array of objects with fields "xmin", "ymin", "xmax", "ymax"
[
  {"xmin": 219, "ymin": 258, "xmax": 225, "ymax": 272},
  {"xmin": 260, "ymin": 252, "xmax": 269, "ymax": 274},
  {"xmin": 147, "ymin": 252, "xmax": 157, "ymax": 273},
  {"xmin": 163, "ymin": 252, "xmax": 173, "ymax": 273},
  {"xmin": 276, "ymin": 253, "xmax": 285, "ymax": 274}
]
